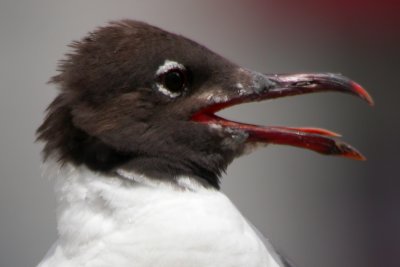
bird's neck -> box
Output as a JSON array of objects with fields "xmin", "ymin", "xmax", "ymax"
[
  {"xmin": 43, "ymin": 161, "xmax": 219, "ymax": 255},
  {"xmin": 40, "ymin": 161, "xmax": 279, "ymax": 267}
]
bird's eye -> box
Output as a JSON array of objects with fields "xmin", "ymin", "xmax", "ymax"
[
  {"xmin": 162, "ymin": 69, "xmax": 187, "ymax": 93},
  {"xmin": 155, "ymin": 60, "xmax": 189, "ymax": 98}
]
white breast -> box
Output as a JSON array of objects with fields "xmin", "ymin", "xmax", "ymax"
[{"xmin": 37, "ymin": 163, "xmax": 282, "ymax": 267}]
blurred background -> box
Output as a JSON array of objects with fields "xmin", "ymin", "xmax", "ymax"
[{"xmin": 0, "ymin": 1, "xmax": 399, "ymax": 267}]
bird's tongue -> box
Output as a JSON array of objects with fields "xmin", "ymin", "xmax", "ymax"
[{"xmin": 191, "ymin": 73, "xmax": 373, "ymax": 160}]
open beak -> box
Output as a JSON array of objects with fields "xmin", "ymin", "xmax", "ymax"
[{"xmin": 191, "ymin": 72, "xmax": 373, "ymax": 160}]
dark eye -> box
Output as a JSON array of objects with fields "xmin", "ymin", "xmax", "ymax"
[{"xmin": 162, "ymin": 69, "xmax": 187, "ymax": 93}]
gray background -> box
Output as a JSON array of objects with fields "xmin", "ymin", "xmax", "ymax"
[{"xmin": 1, "ymin": 1, "xmax": 399, "ymax": 267}]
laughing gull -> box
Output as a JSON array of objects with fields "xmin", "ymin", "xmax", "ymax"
[{"xmin": 36, "ymin": 20, "xmax": 373, "ymax": 267}]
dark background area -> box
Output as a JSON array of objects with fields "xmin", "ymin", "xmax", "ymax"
[{"xmin": 0, "ymin": 1, "xmax": 399, "ymax": 267}]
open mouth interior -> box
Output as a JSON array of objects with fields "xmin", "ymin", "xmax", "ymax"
[{"xmin": 191, "ymin": 108, "xmax": 364, "ymax": 160}]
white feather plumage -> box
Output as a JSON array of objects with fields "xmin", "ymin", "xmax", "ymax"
[{"xmin": 37, "ymin": 162, "xmax": 281, "ymax": 267}]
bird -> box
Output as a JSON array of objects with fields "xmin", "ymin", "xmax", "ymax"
[{"xmin": 36, "ymin": 20, "xmax": 373, "ymax": 267}]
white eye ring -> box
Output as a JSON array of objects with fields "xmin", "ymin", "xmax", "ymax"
[{"xmin": 155, "ymin": 60, "xmax": 186, "ymax": 98}]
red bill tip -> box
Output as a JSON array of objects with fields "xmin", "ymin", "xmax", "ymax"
[
  {"xmin": 336, "ymin": 141, "xmax": 367, "ymax": 161},
  {"xmin": 351, "ymin": 81, "xmax": 374, "ymax": 106}
]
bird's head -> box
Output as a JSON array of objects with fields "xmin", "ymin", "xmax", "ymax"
[{"xmin": 37, "ymin": 20, "xmax": 373, "ymax": 188}]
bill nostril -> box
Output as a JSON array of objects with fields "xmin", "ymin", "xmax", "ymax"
[{"xmin": 292, "ymin": 81, "xmax": 314, "ymax": 87}]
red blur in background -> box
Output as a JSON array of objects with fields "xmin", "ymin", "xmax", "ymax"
[{"xmin": 248, "ymin": 0, "xmax": 400, "ymax": 42}]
